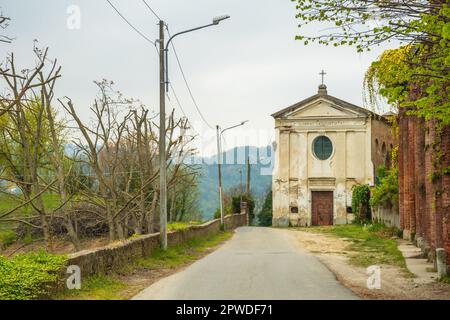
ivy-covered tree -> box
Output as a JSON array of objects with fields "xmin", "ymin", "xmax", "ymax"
[
  {"xmin": 352, "ymin": 184, "xmax": 371, "ymax": 224},
  {"xmin": 293, "ymin": 0, "xmax": 449, "ymax": 124},
  {"xmin": 258, "ymin": 190, "xmax": 273, "ymax": 227}
]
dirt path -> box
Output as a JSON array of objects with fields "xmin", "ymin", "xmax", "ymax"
[{"xmin": 291, "ymin": 230, "xmax": 450, "ymax": 300}]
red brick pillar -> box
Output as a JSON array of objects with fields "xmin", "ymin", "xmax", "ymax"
[
  {"xmin": 434, "ymin": 125, "xmax": 446, "ymax": 250},
  {"xmin": 407, "ymin": 115, "xmax": 417, "ymax": 238},
  {"xmin": 402, "ymin": 114, "xmax": 412, "ymax": 238},
  {"xmin": 441, "ymin": 125, "xmax": 450, "ymax": 269},
  {"xmin": 425, "ymin": 122, "xmax": 436, "ymax": 250},
  {"xmin": 414, "ymin": 118, "xmax": 426, "ymax": 240},
  {"xmin": 398, "ymin": 108, "xmax": 407, "ymax": 232}
]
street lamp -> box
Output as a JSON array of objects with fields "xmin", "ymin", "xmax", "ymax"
[
  {"xmin": 216, "ymin": 121, "xmax": 249, "ymax": 229},
  {"xmin": 165, "ymin": 15, "xmax": 231, "ymax": 92},
  {"xmin": 158, "ymin": 16, "xmax": 230, "ymax": 250}
]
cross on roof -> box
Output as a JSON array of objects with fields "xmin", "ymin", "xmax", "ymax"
[{"xmin": 319, "ymin": 69, "xmax": 327, "ymax": 85}]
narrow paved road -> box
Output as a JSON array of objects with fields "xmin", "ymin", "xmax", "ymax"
[{"xmin": 133, "ymin": 227, "xmax": 358, "ymax": 300}]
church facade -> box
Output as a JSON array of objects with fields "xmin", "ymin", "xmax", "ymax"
[{"xmin": 271, "ymin": 84, "xmax": 393, "ymax": 227}]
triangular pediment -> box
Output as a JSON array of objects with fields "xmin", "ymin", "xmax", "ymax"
[
  {"xmin": 285, "ymin": 98, "xmax": 366, "ymax": 119},
  {"xmin": 272, "ymin": 93, "xmax": 373, "ymax": 119}
]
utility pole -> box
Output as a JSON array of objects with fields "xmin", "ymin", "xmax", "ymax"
[
  {"xmin": 159, "ymin": 20, "xmax": 167, "ymax": 250},
  {"xmin": 156, "ymin": 15, "xmax": 230, "ymax": 250},
  {"xmin": 246, "ymin": 156, "xmax": 251, "ymax": 196},
  {"xmin": 239, "ymin": 168, "xmax": 243, "ymax": 204},
  {"xmin": 216, "ymin": 125, "xmax": 224, "ymax": 227}
]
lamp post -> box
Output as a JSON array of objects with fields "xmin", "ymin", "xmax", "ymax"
[
  {"xmin": 216, "ymin": 121, "xmax": 249, "ymax": 228},
  {"xmin": 159, "ymin": 15, "xmax": 230, "ymax": 250}
]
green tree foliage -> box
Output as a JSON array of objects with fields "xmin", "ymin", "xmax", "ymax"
[
  {"xmin": 294, "ymin": 0, "xmax": 449, "ymax": 124},
  {"xmin": 352, "ymin": 184, "xmax": 371, "ymax": 224},
  {"xmin": 0, "ymin": 251, "xmax": 67, "ymax": 300},
  {"xmin": 258, "ymin": 190, "xmax": 273, "ymax": 227}
]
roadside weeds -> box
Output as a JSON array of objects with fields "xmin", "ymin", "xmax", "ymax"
[{"xmin": 290, "ymin": 225, "xmax": 450, "ymax": 300}]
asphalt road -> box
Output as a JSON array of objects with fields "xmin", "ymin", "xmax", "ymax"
[{"xmin": 132, "ymin": 227, "xmax": 358, "ymax": 300}]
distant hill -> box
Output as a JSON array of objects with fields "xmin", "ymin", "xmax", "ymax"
[{"xmin": 197, "ymin": 145, "xmax": 273, "ymax": 220}]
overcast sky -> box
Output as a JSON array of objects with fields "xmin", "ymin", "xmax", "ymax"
[{"xmin": 1, "ymin": 0, "xmax": 392, "ymax": 156}]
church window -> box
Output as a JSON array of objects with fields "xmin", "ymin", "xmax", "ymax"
[{"xmin": 313, "ymin": 136, "xmax": 333, "ymax": 160}]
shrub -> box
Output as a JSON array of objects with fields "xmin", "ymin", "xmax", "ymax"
[
  {"xmin": 0, "ymin": 251, "xmax": 67, "ymax": 300},
  {"xmin": 258, "ymin": 190, "xmax": 273, "ymax": 227},
  {"xmin": 352, "ymin": 184, "xmax": 371, "ymax": 224}
]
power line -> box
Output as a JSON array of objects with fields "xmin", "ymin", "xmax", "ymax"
[
  {"xmin": 167, "ymin": 83, "xmax": 188, "ymax": 120},
  {"xmin": 168, "ymin": 83, "xmax": 199, "ymax": 135},
  {"xmin": 141, "ymin": 0, "xmax": 162, "ymax": 21},
  {"xmin": 105, "ymin": 0, "xmax": 156, "ymax": 46},
  {"xmin": 166, "ymin": 28, "xmax": 215, "ymax": 130}
]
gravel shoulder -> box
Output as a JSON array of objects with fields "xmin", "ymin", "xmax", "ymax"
[{"xmin": 291, "ymin": 230, "xmax": 450, "ymax": 300}]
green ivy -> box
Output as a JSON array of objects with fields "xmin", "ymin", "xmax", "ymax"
[
  {"xmin": 371, "ymin": 167, "xmax": 399, "ymax": 208},
  {"xmin": 0, "ymin": 251, "xmax": 67, "ymax": 300},
  {"xmin": 352, "ymin": 184, "xmax": 371, "ymax": 224}
]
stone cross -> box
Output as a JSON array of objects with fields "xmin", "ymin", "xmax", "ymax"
[{"xmin": 320, "ymin": 69, "xmax": 327, "ymax": 85}]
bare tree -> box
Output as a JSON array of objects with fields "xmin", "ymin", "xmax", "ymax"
[
  {"xmin": 0, "ymin": 47, "xmax": 63, "ymax": 250},
  {"xmin": 60, "ymin": 81, "xmax": 197, "ymax": 241},
  {"xmin": 0, "ymin": 8, "xmax": 12, "ymax": 44}
]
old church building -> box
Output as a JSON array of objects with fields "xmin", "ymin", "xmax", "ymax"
[{"xmin": 271, "ymin": 79, "xmax": 393, "ymax": 227}]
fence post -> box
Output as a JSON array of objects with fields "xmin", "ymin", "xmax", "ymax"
[{"xmin": 240, "ymin": 201, "xmax": 249, "ymax": 226}]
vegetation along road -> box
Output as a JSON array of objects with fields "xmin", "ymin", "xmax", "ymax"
[{"xmin": 133, "ymin": 227, "xmax": 358, "ymax": 300}]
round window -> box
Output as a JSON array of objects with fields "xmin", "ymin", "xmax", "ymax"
[{"xmin": 313, "ymin": 136, "xmax": 333, "ymax": 160}]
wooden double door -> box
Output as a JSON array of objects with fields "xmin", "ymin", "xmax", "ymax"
[{"xmin": 311, "ymin": 191, "xmax": 334, "ymax": 226}]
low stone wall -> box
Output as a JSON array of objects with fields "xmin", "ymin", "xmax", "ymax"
[
  {"xmin": 372, "ymin": 204, "xmax": 400, "ymax": 228},
  {"xmin": 67, "ymin": 213, "xmax": 247, "ymax": 278}
]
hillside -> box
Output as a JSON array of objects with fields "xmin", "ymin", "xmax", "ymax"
[{"xmin": 197, "ymin": 146, "xmax": 273, "ymax": 220}]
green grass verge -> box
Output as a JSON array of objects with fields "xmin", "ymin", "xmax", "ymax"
[
  {"xmin": 0, "ymin": 193, "xmax": 61, "ymax": 212},
  {"xmin": 167, "ymin": 221, "xmax": 203, "ymax": 232},
  {"xmin": 294, "ymin": 224, "xmax": 411, "ymax": 274},
  {"xmin": 56, "ymin": 275, "xmax": 127, "ymax": 300},
  {"xmin": 56, "ymin": 231, "xmax": 232, "ymax": 300},
  {"xmin": 439, "ymin": 276, "xmax": 450, "ymax": 284}
]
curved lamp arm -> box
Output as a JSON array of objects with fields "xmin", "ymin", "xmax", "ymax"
[{"xmin": 164, "ymin": 15, "xmax": 230, "ymax": 92}]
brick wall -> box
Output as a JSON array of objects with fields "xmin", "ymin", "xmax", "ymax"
[
  {"xmin": 398, "ymin": 110, "xmax": 450, "ymax": 271},
  {"xmin": 441, "ymin": 126, "xmax": 450, "ymax": 267}
]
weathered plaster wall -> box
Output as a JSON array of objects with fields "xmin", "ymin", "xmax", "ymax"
[
  {"xmin": 372, "ymin": 204, "xmax": 400, "ymax": 228},
  {"xmin": 272, "ymin": 96, "xmax": 386, "ymax": 227}
]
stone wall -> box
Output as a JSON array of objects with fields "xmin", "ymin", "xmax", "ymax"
[
  {"xmin": 372, "ymin": 204, "xmax": 400, "ymax": 228},
  {"xmin": 67, "ymin": 213, "xmax": 247, "ymax": 278}
]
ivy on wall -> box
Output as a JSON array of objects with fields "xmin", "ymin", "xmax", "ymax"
[{"xmin": 351, "ymin": 184, "xmax": 371, "ymax": 224}]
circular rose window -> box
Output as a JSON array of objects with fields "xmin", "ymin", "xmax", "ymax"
[{"xmin": 313, "ymin": 136, "xmax": 333, "ymax": 160}]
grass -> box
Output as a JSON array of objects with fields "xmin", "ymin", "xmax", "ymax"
[
  {"xmin": 0, "ymin": 193, "xmax": 64, "ymax": 248},
  {"xmin": 55, "ymin": 275, "xmax": 127, "ymax": 300},
  {"xmin": 0, "ymin": 193, "xmax": 61, "ymax": 212},
  {"xmin": 167, "ymin": 221, "xmax": 203, "ymax": 232},
  {"xmin": 439, "ymin": 276, "xmax": 450, "ymax": 284},
  {"xmin": 56, "ymin": 231, "xmax": 232, "ymax": 300},
  {"xmin": 295, "ymin": 224, "xmax": 411, "ymax": 273}
]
